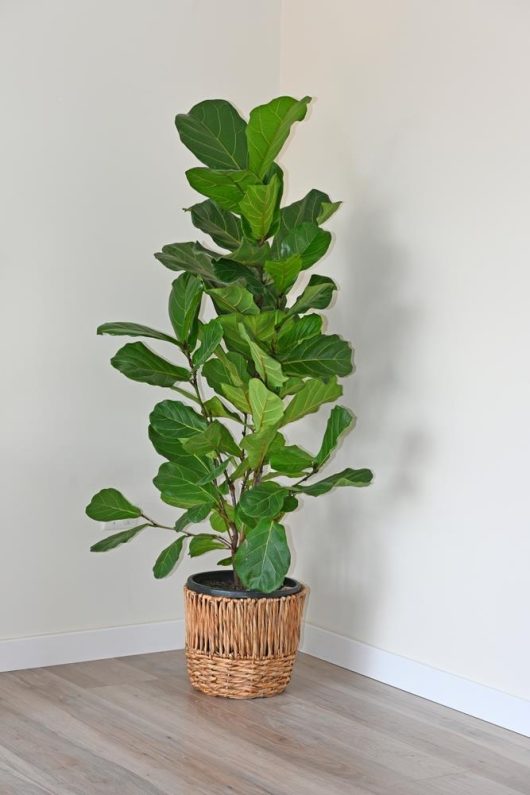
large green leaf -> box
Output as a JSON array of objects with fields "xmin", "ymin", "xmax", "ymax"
[
  {"xmin": 221, "ymin": 383, "xmax": 252, "ymax": 414},
  {"xmin": 239, "ymin": 174, "xmax": 280, "ymax": 240},
  {"xmin": 202, "ymin": 352, "xmax": 249, "ymax": 396},
  {"xmin": 276, "ymin": 313, "xmax": 322, "ymax": 353},
  {"xmin": 97, "ymin": 322, "xmax": 177, "ymax": 345},
  {"xmin": 111, "ymin": 342, "xmax": 190, "ymax": 387},
  {"xmin": 189, "ymin": 534, "xmax": 227, "ymax": 557},
  {"xmin": 314, "ymin": 406, "xmax": 355, "ymax": 468},
  {"xmin": 278, "ymin": 334, "xmax": 353, "ymax": 378},
  {"xmin": 269, "ymin": 445, "xmax": 313, "ymax": 476},
  {"xmin": 317, "ymin": 201, "xmax": 342, "ymax": 224},
  {"xmin": 174, "ymin": 504, "xmax": 211, "ymax": 532},
  {"xmin": 189, "ymin": 200, "xmax": 242, "ymax": 250},
  {"xmin": 202, "ymin": 396, "xmax": 242, "ymax": 423},
  {"xmin": 91, "ymin": 524, "xmax": 149, "ymax": 552},
  {"xmin": 239, "ymin": 481, "xmax": 287, "ymax": 519},
  {"xmin": 186, "ymin": 168, "xmax": 258, "ymax": 211},
  {"xmin": 264, "ymin": 255, "xmax": 302, "ymax": 294},
  {"xmin": 153, "ymin": 462, "xmax": 218, "ymax": 508},
  {"xmin": 155, "ymin": 242, "xmax": 222, "ymax": 282},
  {"xmin": 223, "ymin": 238, "xmax": 271, "ymax": 266},
  {"xmin": 288, "ymin": 275, "xmax": 337, "ymax": 315},
  {"xmin": 207, "ymin": 285, "xmax": 259, "ymax": 315},
  {"xmin": 153, "ymin": 536, "xmax": 185, "ymax": 579},
  {"xmin": 168, "ymin": 273, "xmax": 203, "ymax": 347},
  {"xmin": 248, "ymin": 378, "xmax": 284, "ymax": 431},
  {"xmin": 86, "ymin": 488, "xmax": 142, "ymax": 521},
  {"xmin": 192, "ymin": 318, "xmax": 223, "ymax": 367},
  {"xmin": 247, "ymin": 96, "xmax": 311, "ymax": 179},
  {"xmin": 238, "ymin": 324, "xmax": 286, "ymax": 389},
  {"xmin": 240, "ymin": 426, "xmax": 278, "ymax": 469},
  {"xmin": 294, "ymin": 467, "xmax": 373, "ymax": 496},
  {"xmin": 149, "ymin": 399, "xmax": 207, "ymax": 440},
  {"xmin": 148, "ymin": 426, "xmax": 187, "ymax": 461},
  {"xmin": 183, "ymin": 420, "xmax": 240, "ymax": 457},
  {"xmin": 234, "ymin": 518, "xmax": 290, "ymax": 592},
  {"xmin": 175, "ymin": 99, "xmax": 248, "ymax": 170},
  {"xmin": 276, "ymin": 189, "xmax": 332, "ymax": 240},
  {"xmin": 281, "ymin": 377, "xmax": 342, "ymax": 426},
  {"xmin": 273, "ymin": 222, "xmax": 331, "ymax": 269},
  {"xmin": 218, "ymin": 312, "xmax": 280, "ymax": 355}
]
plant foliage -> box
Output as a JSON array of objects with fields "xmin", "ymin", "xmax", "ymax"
[{"xmin": 86, "ymin": 96, "xmax": 373, "ymax": 592}]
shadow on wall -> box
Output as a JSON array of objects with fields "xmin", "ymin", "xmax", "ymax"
[{"xmin": 300, "ymin": 194, "xmax": 430, "ymax": 637}]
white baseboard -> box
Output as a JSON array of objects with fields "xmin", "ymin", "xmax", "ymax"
[
  {"xmin": 0, "ymin": 620, "xmax": 184, "ymax": 673},
  {"xmin": 300, "ymin": 623, "xmax": 530, "ymax": 738},
  {"xmin": 1, "ymin": 620, "xmax": 528, "ymax": 737}
]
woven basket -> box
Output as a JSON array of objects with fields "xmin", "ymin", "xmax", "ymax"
[{"xmin": 184, "ymin": 584, "xmax": 307, "ymax": 699}]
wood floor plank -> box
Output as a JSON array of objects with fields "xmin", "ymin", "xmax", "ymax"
[{"xmin": 0, "ymin": 650, "xmax": 528, "ymax": 795}]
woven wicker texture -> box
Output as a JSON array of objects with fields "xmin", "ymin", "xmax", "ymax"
[{"xmin": 184, "ymin": 585, "xmax": 306, "ymax": 699}]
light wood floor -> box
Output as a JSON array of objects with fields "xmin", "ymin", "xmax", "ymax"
[{"xmin": 0, "ymin": 651, "xmax": 529, "ymax": 794}]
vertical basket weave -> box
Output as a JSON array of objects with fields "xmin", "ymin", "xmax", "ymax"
[{"xmin": 184, "ymin": 585, "xmax": 307, "ymax": 699}]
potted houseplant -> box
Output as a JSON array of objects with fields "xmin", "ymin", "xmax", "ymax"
[{"xmin": 86, "ymin": 95, "xmax": 373, "ymax": 699}]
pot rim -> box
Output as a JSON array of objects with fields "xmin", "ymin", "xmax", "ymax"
[{"xmin": 186, "ymin": 570, "xmax": 303, "ymax": 599}]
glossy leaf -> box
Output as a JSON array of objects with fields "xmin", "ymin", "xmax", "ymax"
[
  {"xmin": 192, "ymin": 318, "xmax": 223, "ymax": 367},
  {"xmin": 186, "ymin": 168, "xmax": 258, "ymax": 211},
  {"xmin": 168, "ymin": 273, "xmax": 203, "ymax": 348},
  {"xmin": 91, "ymin": 524, "xmax": 149, "ymax": 552},
  {"xmin": 248, "ymin": 378, "xmax": 284, "ymax": 431},
  {"xmin": 155, "ymin": 242, "xmax": 222, "ymax": 282},
  {"xmin": 279, "ymin": 334, "xmax": 353, "ymax": 378},
  {"xmin": 175, "ymin": 99, "xmax": 248, "ymax": 170},
  {"xmin": 203, "ymin": 396, "xmax": 243, "ymax": 423},
  {"xmin": 97, "ymin": 322, "xmax": 177, "ymax": 345},
  {"xmin": 221, "ymin": 383, "xmax": 252, "ymax": 414},
  {"xmin": 288, "ymin": 275, "xmax": 337, "ymax": 315},
  {"xmin": 240, "ymin": 426, "xmax": 278, "ymax": 469},
  {"xmin": 281, "ymin": 377, "xmax": 343, "ymax": 426},
  {"xmin": 183, "ymin": 420, "xmax": 240, "ymax": 457},
  {"xmin": 247, "ymin": 96, "xmax": 311, "ymax": 178},
  {"xmin": 207, "ymin": 285, "xmax": 259, "ymax": 315},
  {"xmin": 86, "ymin": 488, "xmax": 142, "ymax": 521},
  {"xmin": 189, "ymin": 534, "xmax": 227, "ymax": 557},
  {"xmin": 234, "ymin": 518, "xmax": 290, "ymax": 592},
  {"xmin": 148, "ymin": 426, "xmax": 187, "ymax": 461},
  {"xmin": 111, "ymin": 342, "xmax": 189, "ymax": 387},
  {"xmin": 294, "ymin": 467, "xmax": 373, "ymax": 496},
  {"xmin": 317, "ymin": 200, "xmax": 342, "ymax": 224},
  {"xmin": 239, "ymin": 174, "xmax": 280, "ymax": 240},
  {"xmin": 174, "ymin": 504, "xmax": 211, "ymax": 532},
  {"xmin": 276, "ymin": 313, "xmax": 322, "ymax": 353},
  {"xmin": 153, "ymin": 536, "xmax": 185, "ymax": 578},
  {"xmin": 239, "ymin": 481, "xmax": 287, "ymax": 519},
  {"xmin": 189, "ymin": 200, "xmax": 242, "ymax": 249},
  {"xmin": 274, "ymin": 222, "xmax": 331, "ymax": 269},
  {"xmin": 153, "ymin": 462, "xmax": 218, "ymax": 508},
  {"xmin": 224, "ymin": 238, "xmax": 271, "ymax": 266},
  {"xmin": 264, "ymin": 254, "xmax": 302, "ymax": 294},
  {"xmin": 315, "ymin": 406, "xmax": 355, "ymax": 468},
  {"xmin": 150, "ymin": 400, "xmax": 206, "ymax": 440},
  {"xmin": 277, "ymin": 189, "xmax": 332, "ymax": 240},
  {"xmin": 269, "ymin": 445, "xmax": 313, "ymax": 476},
  {"xmin": 238, "ymin": 324, "xmax": 286, "ymax": 389}
]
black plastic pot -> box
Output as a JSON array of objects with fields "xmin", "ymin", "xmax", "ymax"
[{"xmin": 186, "ymin": 570, "xmax": 303, "ymax": 599}]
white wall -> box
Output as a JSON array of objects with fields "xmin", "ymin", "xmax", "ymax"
[
  {"xmin": 281, "ymin": 0, "xmax": 530, "ymax": 701},
  {"xmin": 0, "ymin": 0, "xmax": 280, "ymax": 639}
]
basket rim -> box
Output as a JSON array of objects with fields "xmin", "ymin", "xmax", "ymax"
[{"xmin": 186, "ymin": 571, "xmax": 303, "ymax": 599}]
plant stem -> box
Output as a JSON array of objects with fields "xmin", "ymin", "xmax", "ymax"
[{"xmin": 141, "ymin": 514, "xmax": 230, "ymax": 547}]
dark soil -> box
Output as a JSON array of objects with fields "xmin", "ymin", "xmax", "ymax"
[{"xmin": 202, "ymin": 576, "xmax": 291, "ymax": 593}]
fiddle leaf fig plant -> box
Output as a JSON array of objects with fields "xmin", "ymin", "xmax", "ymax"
[{"xmin": 86, "ymin": 96, "xmax": 373, "ymax": 592}]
